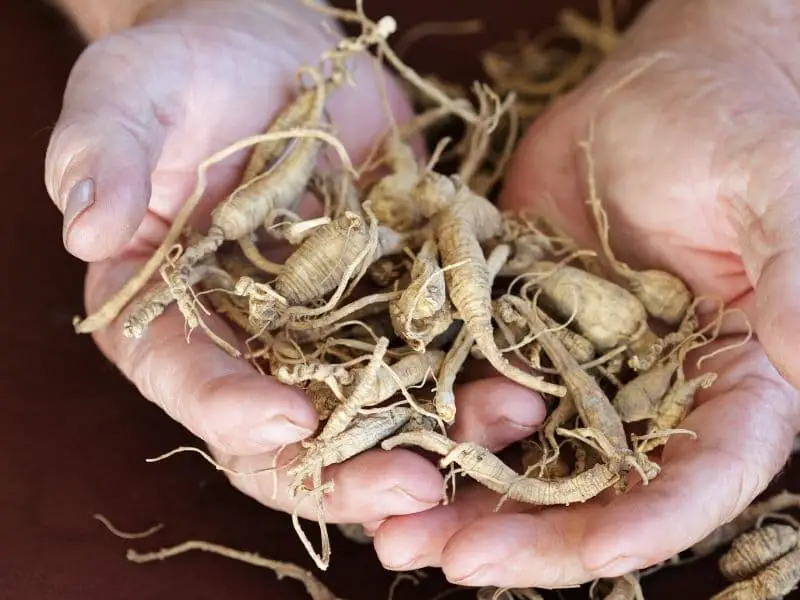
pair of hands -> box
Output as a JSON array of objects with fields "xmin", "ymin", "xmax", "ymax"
[{"xmin": 45, "ymin": 0, "xmax": 800, "ymax": 589}]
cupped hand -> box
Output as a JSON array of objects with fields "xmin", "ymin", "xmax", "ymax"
[
  {"xmin": 45, "ymin": 0, "xmax": 548, "ymax": 531},
  {"xmin": 43, "ymin": 0, "xmax": 408, "ymax": 524},
  {"xmin": 373, "ymin": 0, "xmax": 800, "ymax": 587}
]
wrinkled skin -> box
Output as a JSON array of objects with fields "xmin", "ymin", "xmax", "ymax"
[{"xmin": 46, "ymin": 0, "xmax": 800, "ymax": 590}]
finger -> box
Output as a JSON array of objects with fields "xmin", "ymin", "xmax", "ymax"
[
  {"xmin": 87, "ymin": 256, "xmax": 318, "ymax": 455},
  {"xmin": 448, "ymin": 377, "xmax": 547, "ymax": 451},
  {"xmin": 436, "ymin": 342, "xmax": 800, "ymax": 589},
  {"xmin": 730, "ymin": 139, "xmax": 800, "ymax": 389},
  {"xmin": 374, "ymin": 481, "xmax": 528, "ymax": 571},
  {"xmin": 218, "ymin": 446, "xmax": 443, "ymax": 524},
  {"xmin": 45, "ymin": 41, "xmax": 170, "ymax": 262},
  {"xmin": 373, "ymin": 377, "xmax": 547, "ymax": 570}
]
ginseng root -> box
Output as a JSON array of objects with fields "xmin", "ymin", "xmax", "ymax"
[
  {"xmin": 501, "ymin": 294, "xmax": 651, "ymax": 479},
  {"xmin": 711, "ymin": 547, "xmax": 800, "ymax": 600},
  {"xmin": 127, "ymin": 540, "xmax": 338, "ymax": 600},
  {"xmin": 530, "ymin": 260, "xmax": 662, "ymax": 370},
  {"xmin": 415, "ymin": 172, "xmax": 566, "ymax": 399},
  {"xmin": 389, "ymin": 239, "xmax": 453, "ymax": 351},
  {"xmin": 719, "ymin": 523, "xmax": 800, "ymax": 582},
  {"xmin": 432, "ymin": 242, "xmax": 515, "ymax": 422},
  {"xmin": 382, "ymin": 430, "xmax": 619, "ymax": 505}
]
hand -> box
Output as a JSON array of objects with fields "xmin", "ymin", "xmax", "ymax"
[
  {"xmin": 44, "ymin": 0, "xmax": 445, "ymax": 525},
  {"xmin": 44, "ymin": 0, "xmax": 551, "ymax": 536},
  {"xmin": 372, "ymin": 0, "xmax": 800, "ymax": 587}
]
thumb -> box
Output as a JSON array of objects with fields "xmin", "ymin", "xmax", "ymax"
[
  {"xmin": 45, "ymin": 40, "xmax": 167, "ymax": 262},
  {"xmin": 732, "ymin": 140, "xmax": 800, "ymax": 391}
]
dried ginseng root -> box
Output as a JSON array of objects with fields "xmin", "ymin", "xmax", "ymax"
[
  {"xmin": 389, "ymin": 239, "xmax": 453, "ymax": 352},
  {"xmin": 719, "ymin": 522, "xmax": 800, "ymax": 582},
  {"xmin": 500, "ymin": 294, "xmax": 657, "ymax": 484},
  {"xmin": 366, "ymin": 135, "xmax": 427, "ymax": 232},
  {"xmin": 382, "ymin": 430, "xmax": 619, "ymax": 506},
  {"xmin": 432, "ymin": 243, "xmax": 513, "ymax": 422},
  {"xmin": 414, "ymin": 172, "xmax": 566, "ymax": 403},
  {"xmin": 289, "ymin": 406, "xmax": 416, "ymax": 571},
  {"xmin": 235, "ymin": 207, "xmax": 420, "ymax": 332},
  {"xmin": 127, "ymin": 541, "xmax": 338, "ymax": 600},
  {"xmin": 711, "ymin": 546, "xmax": 800, "ymax": 600},
  {"xmin": 529, "ymin": 260, "xmax": 662, "ymax": 370}
]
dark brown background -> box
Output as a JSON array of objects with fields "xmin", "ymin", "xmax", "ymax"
[{"xmin": 2, "ymin": 1, "xmax": 797, "ymax": 598}]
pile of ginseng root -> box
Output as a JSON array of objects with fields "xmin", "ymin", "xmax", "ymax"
[{"xmin": 73, "ymin": 1, "xmax": 800, "ymax": 599}]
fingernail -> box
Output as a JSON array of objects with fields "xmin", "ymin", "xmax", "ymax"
[
  {"xmin": 593, "ymin": 555, "xmax": 644, "ymax": 577},
  {"xmin": 383, "ymin": 486, "xmax": 439, "ymax": 513},
  {"xmin": 382, "ymin": 555, "xmax": 422, "ymax": 571},
  {"xmin": 62, "ymin": 178, "xmax": 95, "ymax": 248},
  {"xmin": 448, "ymin": 563, "xmax": 505, "ymax": 586},
  {"xmin": 500, "ymin": 417, "xmax": 538, "ymax": 432},
  {"xmin": 250, "ymin": 416, "xmax": 314, "ymax": 446}
]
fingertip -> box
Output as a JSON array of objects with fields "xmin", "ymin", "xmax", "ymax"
[
  {"xmin": 47, "ymin": 117, "xmax": 159, "ymax": 262},
  {"xmin": 199, "ymin": 372, "xmax": 320, "ymax": 453},
  {"xmin": 322, "ymin": 448, "xmax": 443, "ymax": 523},
  {"xmin": 450, "ymin": 377, "xmax": 547, "ymax": 451}
]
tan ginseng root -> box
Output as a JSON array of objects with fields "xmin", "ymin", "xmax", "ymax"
[
  {"xmin": 122, "ymin": 261, "xmax": 231, "ymax": 343},
  {"xmin": 381, "ymin": 429, "xmax": 619, "ymax": 506},
  {"xmin": 389, "ymin": 239, "xmax": 453, "ymax": 352},
  {"xmin": 489, "ymin": 300, "xmax": 582, "ymax": 468},
  {"xmin": 414, "ymin": 172, "xmax": 567, "ymax": 406},
  {"xmin": 431, "ymin": 243, "xmax": 514, "ymax": 423},
  {"xmin": 634, "ymin": 336, "xmax": 720, "ymax": 454},
  {"xmin": 127, "ymin": 541, "xmax": 339, "ymax": 600},
  {"xmin": 719, "ymin": 522, "xmax": 800, "ymax": 582},
  {"xmin": 313, "ymin": 348, "xmax": 445, "ymax": 442},
  {"xmin": 501, "ymin": 294, "xmax": 657, "ymax": 484},
  {"xmin": 692, "ymin": 492, "xmax": 800, "ymax": 558},
  {"xmin": 711, "ymin": 546, "xmax": 800, "ymax": 600},
  {"xmin": 519, "ymin": 440, "xmax": 572, "ymax": 480},
  {"xmin": 274, "ymin": 359, "xmax": 355, "ymax": 405},
  {"xmin": 90, "ymin": 57, "xmax": 357, "ymax": 338},
  {"xmin": 233, "ymin": 207, "xmax": 414, "ymax": 332},
  {"xmin": 366, "ymin": 134, "xmax": 427, "ymax": 232},
  {"xmin": 529, "ymin": 260, "xmax": 663, "ymax": 371},
  {"xmin": 613, "ymin": 301, "xmax": 723, "ymax": 425},
  {"xmin": 287, "ymin": 406, "xmax": 416, "ymax": 570},
  {"xmin": 611, "ymin": 355, "xmax": 679, "ymax": 424}
]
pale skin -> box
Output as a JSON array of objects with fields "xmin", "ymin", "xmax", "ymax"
[{"xmin": 45, "ymin": 0, "xmax": 800, "ymax": 591}]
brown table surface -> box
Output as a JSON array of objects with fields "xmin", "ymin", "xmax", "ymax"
[{"xmin": 2, "ymin": 1, "xmax": 798, "ymax": 599}]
